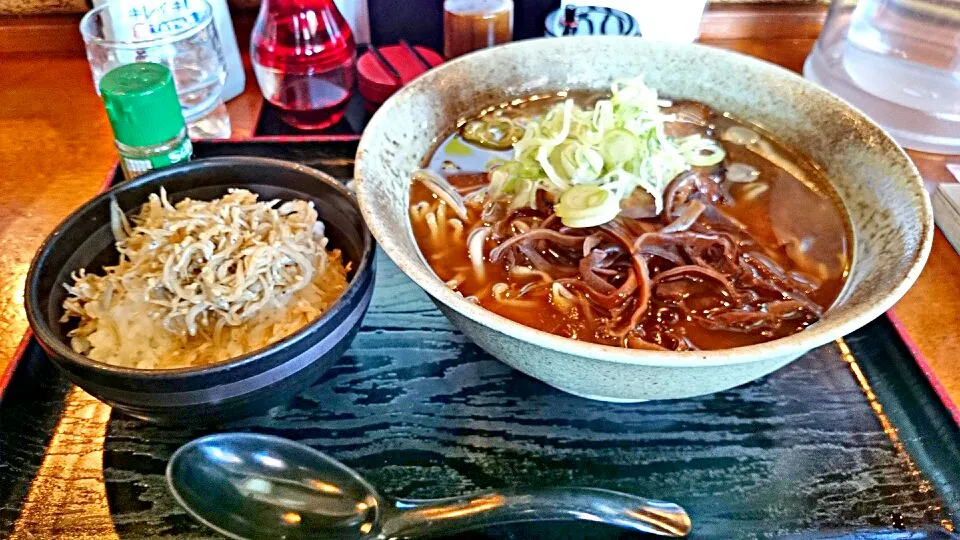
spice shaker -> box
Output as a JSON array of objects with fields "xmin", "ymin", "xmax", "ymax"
[{"xmin": 100, "ymin": 63, "xmax": 193, "ymax": 180}]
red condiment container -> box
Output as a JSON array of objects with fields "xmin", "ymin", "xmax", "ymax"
[
  {"xmin": 251, "ymin": 0, "xmax": 357, "ymax": 130},
  {"xmin": 357, "ymin": 44, "xmax": 444, "ymax": 110}
]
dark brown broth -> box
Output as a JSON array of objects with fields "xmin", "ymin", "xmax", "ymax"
[{"xmin": 410, "ymin": 93, "xmax": 852, "ymax": 350}]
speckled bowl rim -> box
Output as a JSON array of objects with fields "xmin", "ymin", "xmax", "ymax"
[{"xmin": 355, "ymin": 36, "xmax": 933, "ymax": 369}]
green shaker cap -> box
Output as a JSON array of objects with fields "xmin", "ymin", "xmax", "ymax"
[{"xmin": 99, "ymin": 62, "xmax": 185, "ymax": 147}]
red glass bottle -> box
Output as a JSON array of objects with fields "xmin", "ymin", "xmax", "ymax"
[{"xmin": 251, "ymin": 0, "xmax": 356, "ymax": 130}]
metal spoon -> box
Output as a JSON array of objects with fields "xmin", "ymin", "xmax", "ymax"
[{"xmin": 166, "ymin": 433, "xmax": 692, "ymax": 539}]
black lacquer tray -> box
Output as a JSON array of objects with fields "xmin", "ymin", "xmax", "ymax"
[{"xmin": 2, "ymin": 139, "xmax": 959, "ymax": 540}]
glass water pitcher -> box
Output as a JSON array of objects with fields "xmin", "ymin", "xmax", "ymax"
[{"xmin": 804, "ymin": 0, "xmax": 960, "ymax": 154}]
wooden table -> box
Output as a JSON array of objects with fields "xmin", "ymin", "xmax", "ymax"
[
  {"xmin": 2, "ymin": 15, "xmax": 960, "ymax": 537},
  {"xmin": 1, "ymin": 35, "xmax": 958, "ymax": 410}
]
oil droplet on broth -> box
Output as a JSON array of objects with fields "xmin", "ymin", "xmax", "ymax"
[{"xmin": 444, "ymin": 137, "xmax": 475, "ymax": 157}]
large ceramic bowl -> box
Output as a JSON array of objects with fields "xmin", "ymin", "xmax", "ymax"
[
  {"xmin": 26, "ymin": 157, "xmax": 375, "ymax": 422},
  {"xmin": 355, "ymin": 37, "xmax": 933, "ymax": 402}
]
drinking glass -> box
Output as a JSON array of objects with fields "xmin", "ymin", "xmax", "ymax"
[
  {"xmin": 804, "ymin": 0, "xmax": 960, "ymax": 154},
  {"xmin": 80, "ymin": 0, "xmax": 231, "ymax": 139}
]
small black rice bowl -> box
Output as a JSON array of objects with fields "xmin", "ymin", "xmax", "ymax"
[{"xmin": 25, "ymin": 157, "xmax": 375, "ymax": 423}]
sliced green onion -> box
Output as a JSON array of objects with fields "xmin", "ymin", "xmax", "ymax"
[
  {"xmin": 600, "ymin": 128, "xmax": 640, "ymax": 167},
  {"xmin": 474, "ymin": 77, "xmax": 730, "ymax": 226},
  {"xmin": 555, "ymin": 185, "xmax": 621, "ymax": 228},
  {"xmin": 557, "ymin": 143, "xmax": 604, "ymax": 182},
  {"xmin": 485, "ymin": 157, "xmax": 509, "ymax": 171},
  {"xmin": 678, "ymin": 135, "xmax": 726, "ymax": 166},
  {"xmin": 510, "ymin": 178, "xmax": 538, "ymax": 210},
  {"xmin": 462, "ymin": 117, "xmax": 523, "ymax": 150},
  {"xmin": 544, "ymin": 99, "xmax": 576, "ymax": 146},
  {"xmin": 578, "ymin": 146, "xmax": 605, "ymax": 181},
  {"xmin": 554, "ymin": 142, "xmax": 578, "ymax": 180},
  {"xmin": 592, "ymin": 99, "xmax": 614, "ymax": 135},
  {"xmin": 488, "ymin": 168, "xmax": 514, "ymax": 196},
  {"xmin": 537, "ymin": 144, "xmax": 571, "ymax": 191}
]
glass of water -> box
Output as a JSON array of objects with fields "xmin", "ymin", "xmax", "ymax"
[
  {"xmin": 804, "ymin": 0, "xmax": 960, "ymax": 154},
  {"xmin": 81, "ymin": 0, "xmax": 231, "ymax": 139}
]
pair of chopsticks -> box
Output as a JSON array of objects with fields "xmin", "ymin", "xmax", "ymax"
[{"xmin": 368, "ymin": 40, "xmax": 433, "ymax": 83}]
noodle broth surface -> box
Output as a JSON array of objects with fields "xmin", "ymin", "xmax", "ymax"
[{"xmin": 410, "ymin": 92, "xmax": 851, "ymax": 351}]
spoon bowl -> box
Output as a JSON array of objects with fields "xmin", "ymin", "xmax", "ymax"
[
  {"xmin": 167, "ymin": 433, "xmax": 382, "ymax": 540},
  {"xmin": 167, "ymin": 433, "xmax": 692, "ymax": 539}
]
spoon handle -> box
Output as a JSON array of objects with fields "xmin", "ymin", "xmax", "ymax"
[{"xmin": 379, "ymin": 487, "xmax": 691, "ymax": 539}]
